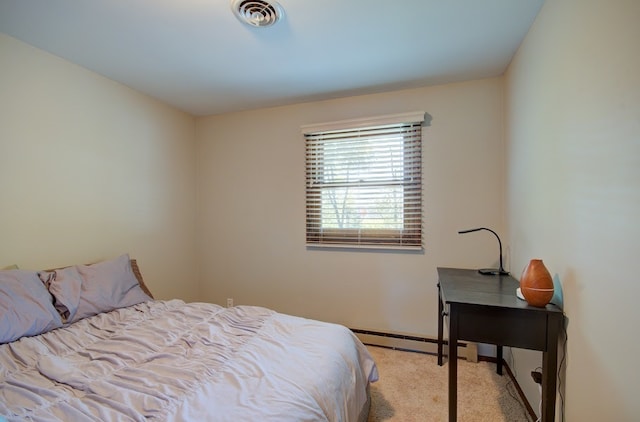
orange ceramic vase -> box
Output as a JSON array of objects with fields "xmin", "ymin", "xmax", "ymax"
[{"xmin": 520, "ymin": 259, "xmax": 554, "ymax": 307}]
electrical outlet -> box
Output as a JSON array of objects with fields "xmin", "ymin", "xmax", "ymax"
[
  {"xmin": 531, "ymin": 370, "xmax": 542, "ymax": 385},
  {"xmin": 226, "ymin": 298, "xmax": 233, "ymax": 308}
]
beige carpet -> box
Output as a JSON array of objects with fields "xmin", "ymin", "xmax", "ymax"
[{"xmin": 366, "ymin": 346, "xmax": 533, "ymax": 422}]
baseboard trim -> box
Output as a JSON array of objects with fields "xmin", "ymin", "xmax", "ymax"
[{"xmin": 480, "ymin": 356, "xmax": 537, "ymax": 421}]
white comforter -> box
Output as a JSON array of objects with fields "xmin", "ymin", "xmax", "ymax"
[{"xmin": 0, "ymin": 300, "xmax": 378, "ymax": 421}]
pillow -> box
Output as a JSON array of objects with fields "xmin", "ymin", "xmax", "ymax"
[
  {"xmin": 0, "ymin": 269, "xmax": 63, "ymax": 344},
  {"xmin": 40, "ymin": 254, "xmax": 152, "ymax": 324},
  {"xmin": 38, "ymin": 267, "xmax": 82, "ymax": 322}
]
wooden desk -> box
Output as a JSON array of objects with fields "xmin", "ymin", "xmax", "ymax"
[{"xmin": 437, "ymin": 267, "xmax": 563, "ymax": 422}]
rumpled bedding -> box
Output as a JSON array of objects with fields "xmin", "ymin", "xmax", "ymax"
[{"xmin": 0, "ymin": 300, "xmax": 378, "ymax": 421}]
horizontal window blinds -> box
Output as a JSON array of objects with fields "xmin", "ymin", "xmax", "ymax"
[{"xmin": 304, "ymin": 112, "xmax": 424, "ymax": 250}]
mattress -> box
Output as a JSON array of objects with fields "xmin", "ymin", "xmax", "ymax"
[{"xmin": 0, "ymin": 299, "xmax": 378, "ymax": 421}]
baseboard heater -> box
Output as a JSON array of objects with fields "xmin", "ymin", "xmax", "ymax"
[{"xmin": 350, "ymin": 328, "xmax": 478, "ymax": 363}]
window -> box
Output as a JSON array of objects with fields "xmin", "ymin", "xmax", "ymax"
[{"xmin": 303, "ymin": 111, "xmax": 424, "ymax": 250}]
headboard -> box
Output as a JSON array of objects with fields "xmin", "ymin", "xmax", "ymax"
[{"xmin": 130, "ymin": 259, "xmax": 154, "ymax": 299}]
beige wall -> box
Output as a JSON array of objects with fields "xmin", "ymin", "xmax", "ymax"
[
  {"xmin": 196, "ymin": 78, "xmax": 506, "ymax": 335},
  {"xmin": 11, "ymin": 4, "xmax": 639, "ymax": 416},
  {"xmin": 0, "ymin": 34, "xmax": 199, "ymax": 301},
  {"xmin": 504, "ymin": 0, "xmax": 640, "ymax": 419}
]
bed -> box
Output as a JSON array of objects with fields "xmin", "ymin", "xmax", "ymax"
[{"xmin": 0, "ymin": 254, "xmax": 378, "ymax": 421}]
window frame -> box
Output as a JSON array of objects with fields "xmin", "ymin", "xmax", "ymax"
[{"xmin": 302, "ymin": 112, "xmax": 425, "ymax": 250}]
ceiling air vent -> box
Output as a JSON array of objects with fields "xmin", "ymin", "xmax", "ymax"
[{"xmin": 231, "ymin": 0, "xmax": 284, "ymax": 28}]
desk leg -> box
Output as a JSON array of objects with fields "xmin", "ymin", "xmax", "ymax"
[
  {"xmin": 541, "ymin": 318, "xmax": 560, "ymax": 421},
  {"xmin": 496, "ymin": 345, "xmax": 503, "ymax": 375},
  {"xmin": 437, "ymin": 283, "xmax": 444, "ymax": 366},
  {"xmin": 448, "ymin": 304, "xmax": 458, "ymax": 422}
]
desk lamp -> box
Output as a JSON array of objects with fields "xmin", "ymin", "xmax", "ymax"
[{"xmin": 458, "ymin": 227, "xmax": 509, "ymax": 275}]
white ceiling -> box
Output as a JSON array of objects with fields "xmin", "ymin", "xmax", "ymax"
[{"xmin": 0, "ymin": 0, "xmax": 543, "ymax": 116}]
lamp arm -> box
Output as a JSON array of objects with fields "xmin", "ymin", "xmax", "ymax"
[{"xmin": 457, "ymin": 227, "xmax": 506, "ymax": 273}]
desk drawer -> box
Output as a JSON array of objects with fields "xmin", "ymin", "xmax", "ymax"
[{"xmin": 454, "ymin": 304, "xmax": 549, "ymax": 351}]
